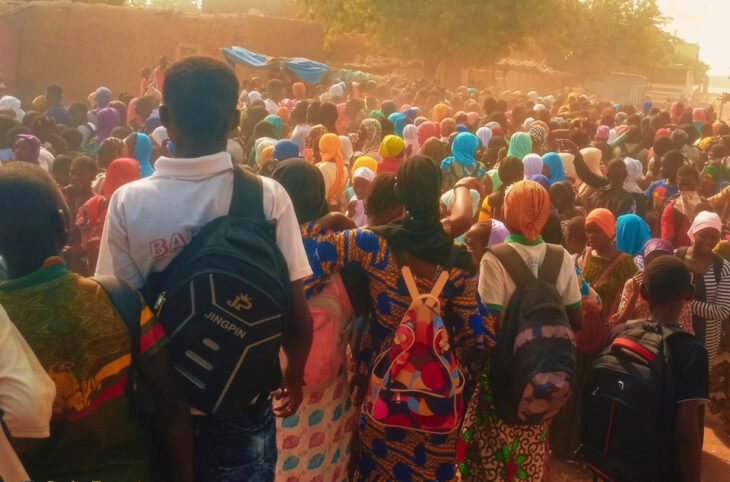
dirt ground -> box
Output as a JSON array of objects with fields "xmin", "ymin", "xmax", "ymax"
[{"xmin": 552, "ymin": 412, "xmax": 730, "ymax": 481}]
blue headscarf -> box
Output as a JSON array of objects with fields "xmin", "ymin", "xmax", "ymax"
[
  {"xmin": 440, "ymin": 132, "xmax": 479, "ymax": 169},
  {"xmin": 616, "ymin": 214, "xmax": 652, "ymax": 256},
  {"xmin": 541, "ymin": 152, "xmax": 566, "ymax": 184},
  {"xmin": 642, "ymin": 100, "xmax": 652, "ymax": 115},
  {"xmin": 528, "ymin": 174, "xmax": 551, "ymax": 191},
  {"xmin": 456, "ymin": 124, "xmax": 469, "ymax": 133},
  {"xmin": 388, "ymin": 112, "xmax": 407, "ymax": 138},
  {"xmin": 403, "ymin": 108, "xmax": 418, "ymax": 121},
  {"xmin": 133, "ymin": 132, "xmax": 154, "ymax": 178},
  {"xmin": 272, "ymin": 139, "xmax": 300, "ymax": 161}
]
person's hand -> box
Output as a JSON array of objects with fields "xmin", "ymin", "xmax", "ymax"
[
  {"xmin": 559, "ymin": 139, "xmax": 579, "ymax": 155},
  {"xmin": 347, "ymin": 200, "xmax": 358, "ymax": 218},
  {"xmin": 273, "ymin": 369, "xmax": 304, "ymax": 418},
  {"xmin": 349, "ymin": 373, "xmax": 369, "ymax": 409},
  {"xmin": 632, "ymin": 270, "xmax": 644, "ymax": 286},
  {"xmin": 316, "ymin": 212, "xmax": 357, "ymax": 232},
  {"xmin": 454, "ymin": 176, "xmax": 484, "ymax": 198}
]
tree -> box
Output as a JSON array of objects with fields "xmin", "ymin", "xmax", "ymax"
[
  {"xmin": 533, "ymin": 0, "xmax": 672, "ymax": 80},
  {"xmin": 295, "ymin": 0, "xmax": 546, "ymax": 76},
  {"xmin": 295, "ymin": 0, "xmax": 673, "ymax": 81}
]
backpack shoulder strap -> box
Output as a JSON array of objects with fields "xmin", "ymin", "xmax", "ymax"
[
  {"xmin": 489, "ymin": 244, "xmax": 535, "ymax": 287},
  {"xmin": 400, "ymin": 266, "xmax": 421, "ymax": 302},
  {"xmin": 539, "ymin": 244, "xmax": 565, "ymax": 285},
  {"xmin": 713, "ymin": 255, "xmax": 724, "ymax": 285},
  {"xmin": 593, "ymin": 251, "xmax": 629, "ymax": 288},
  {"xmin": 92, "ymin": 275, "xmax": 143, "ymax": 418},
  {"xmin": 230, "ymin": 166, "xmax": 265, "ymax": 221}
]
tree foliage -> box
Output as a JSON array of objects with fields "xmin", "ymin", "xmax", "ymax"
[{"xmin": 295, "ymin": 0, "xmax": 675, "ymax": 80}]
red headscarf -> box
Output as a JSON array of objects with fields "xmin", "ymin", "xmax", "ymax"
[
  {"xmin": 103, "ymin": 158, "xmax": 141, "ymax": 198},
  {"xmin": 417, "ymin": 121, "xmax": 441, "ymax": 146}
]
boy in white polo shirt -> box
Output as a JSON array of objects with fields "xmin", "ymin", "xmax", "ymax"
[{"xmin": 96, "ymin": 57, "xmax": 313, "ymax": 481}]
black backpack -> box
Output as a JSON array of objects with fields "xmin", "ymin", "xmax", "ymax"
[
  {"xmin": 143, "ymin": 167, "xmax": 291, "ymax": 414},
  {"xmin": 488, "ymin": 243, "xmax": 576, "ymax": 425},
  {"xmin": 579, "ymin": 321, "xmax": 693, "ymax": 482}
]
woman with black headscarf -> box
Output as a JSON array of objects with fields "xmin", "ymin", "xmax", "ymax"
[
  {"xmin": 300, "ymin": 155, "xmax": 492, "ymax": 481},
  {"xmin": 270, "ymin": 158, "xmax": 358, "ymax": 482}
]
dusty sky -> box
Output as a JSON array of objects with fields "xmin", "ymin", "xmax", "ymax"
[{"xmin": 657, "ymin": 0, "xmax": 729, "ymax": 75}]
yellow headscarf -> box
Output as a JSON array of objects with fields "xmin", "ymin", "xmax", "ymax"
[
  {"xmin": 432, "ymin": 103, "xmax": 450, "ymax": 123},
  {"xmin": 379, "ymin": 135, "xmax": 405, "ymax": 157},
  {"xmin": 319, "ymin": 133, "xmax": 345, "ymax": 202},
  {"xmin": 351, "ymin": 156, "xmax": 378, "ymax": 182}
]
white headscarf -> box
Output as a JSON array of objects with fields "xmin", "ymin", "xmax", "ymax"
[
  {"xmin": 523, "ymin": 153, "xmax": 544, "ymax": 179},
  {"xmin": 623, "ymin": 157, "xmax": 644, "ymax": 193},
  {"xmin": 0, "ymin": 96, "xmax": 24, "ymax": 121},
  {"xmin": 329, "ymin": 84, "xmax": 344, "ymax": 100},
  {"xmin": 247, "ymin": 91, "xmax": 262, "ymax": 104},
  {"xmin": 339, "ymin": 135, "xmax": 353, "ymax": 163},
  {"xmin": 688, "ymin": 211, "xmax": 723, "ymax": 243},
  {"xmin": 476, "ymin": 126, "xmax": 492, "ymax": 148}
]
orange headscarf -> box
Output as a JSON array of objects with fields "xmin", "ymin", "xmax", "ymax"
[
  {"xmin": 504, "ymin": 180, "xmax": 551, "ymax": 241},
  {"xmin": 276, "ymin": 106, "xmax": 290, "ymax": 123},
  {"xmin": 319, "ymin": 133, "xmax": 345, "ymax": 201},
  {"xmin": 261, "ymin": 144, "xmax": 275, "ymax": 164},
  {"xmin": 586, "ymin": 208, "xmax": 616, "ymax": 239},
  {"xmin": 432, "ymin": 103, "xmax": 450, "ymax": 122},
  {"xmin": 292, "ymin": 82, "xmax": 306, "ymax": 99}
]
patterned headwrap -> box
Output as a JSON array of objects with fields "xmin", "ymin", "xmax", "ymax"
[
  {"xmin": 360, "ymin": 118, "xmax": 382, "ymax": 154},
  {"xmin": 504, "ymin": 180, "xmax": 551, "ymax": 241}
]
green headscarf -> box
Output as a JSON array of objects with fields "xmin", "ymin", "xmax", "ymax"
[{"xmin": 506, "ymin": 132, "xmax": 532, "ymax": 160}]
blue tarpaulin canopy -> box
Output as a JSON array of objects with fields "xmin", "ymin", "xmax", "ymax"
[{"xmin": 222, "ymin": 46, "xmax": 329, "ymax": 83}]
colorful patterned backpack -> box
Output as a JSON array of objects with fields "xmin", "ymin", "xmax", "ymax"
[{"xmin": 366, "ymin": 265, "xmax": 465, "ymax": 433}]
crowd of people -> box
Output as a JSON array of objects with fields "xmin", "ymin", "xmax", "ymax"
[{"xmin": 0, "ymin": 54, "xmax": 729, "ymax": 481}]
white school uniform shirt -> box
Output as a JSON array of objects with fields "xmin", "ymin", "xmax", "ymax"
[
  {"xmin": 478, "ymin": 235, "xmax": 582, "ymax": 312},
  {"xmin": 95, "ymin": 151, "xmax": 312, "ymax": 288},
  {"xmin": 0, "ymin": 305, "xmax": 56, "ymax": 482}
]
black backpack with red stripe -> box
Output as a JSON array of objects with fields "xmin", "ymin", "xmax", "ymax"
[{"xmin": 579, "ymin": 320, "xmax": 692, "ymax": 482}]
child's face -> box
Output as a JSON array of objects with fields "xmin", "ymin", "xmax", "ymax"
[
  {"xmin": 69, "ymin": 164, "xmax": 96, "ymax": 189},
  {"xmin": 353, "ymin": 177, "xmax": 371, "ymax": 199}
]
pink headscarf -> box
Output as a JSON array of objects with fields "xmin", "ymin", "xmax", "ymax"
[
  {"xmin": 403, "ymin": 124, "xmax": 419, "ymax": 155},
  {"xmin": 417, "ymin": 121, "xmax": 440, "ymax": 147}
]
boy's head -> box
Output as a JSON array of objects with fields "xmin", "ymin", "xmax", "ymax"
[
  {"xmin": 641, "ymin": 256, "xmax": 693, "ymax": 314},
  {"xmin": 676, "ymin": 165, "xmax": 699, "ymax": 192},
  {"xmin": 60, "ymin": 127, "xmax": 83, "ymax": 152},
  {"xmin": 69, "ymin": 156, "xmax": 98, "ymax": 189},
  {"xmin": 51, "ymin": 154, "xmax": 72, "ymax": 187},
  {"xmin": 660, "ymin": 149, "xmax": 685, "ymax": 182},
  {"xmin": 549, "ymin": 181, "xmax": 575, "ymax": 211},
  {"xmin": 606, "ymin": 158, "xmax": 628, "ymax": 186},
  {"xmin": 160, "ymin": 57, "xmax": 239, "ymax": 156},
  {"xmin": 0, "ymin": 162, "xmax": 71, "ymax": 273},
  {"xmin": 565, "ymin": 215, "xmax": 586, "ymax": 255},
  {"xmin": 97, "ymin": 137, "xmax": 125, "ymax": 169},
  {"xmin": 710, "ymin": 144, "xmax": 726, "ymax": 162}
]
